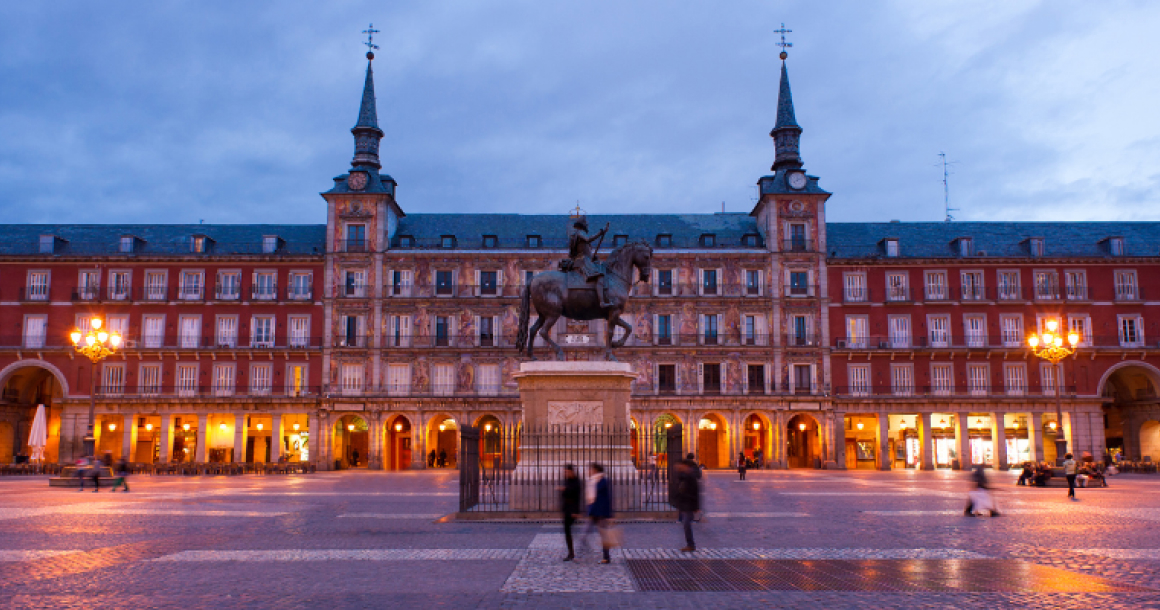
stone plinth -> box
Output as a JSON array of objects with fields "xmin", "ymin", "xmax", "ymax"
[{"xmin": 509, "ymin": 361, "xmax": 638, "ymax": 511}]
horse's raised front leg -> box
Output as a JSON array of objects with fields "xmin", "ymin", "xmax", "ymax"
[{"xmin": 538, "ymin": 315, "xmax": 565, "ymax": 361}]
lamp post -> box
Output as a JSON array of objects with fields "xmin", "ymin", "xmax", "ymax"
[
  {"xmin": 70, "ymin": 317, "xmax": 121, "ymax": 458},
  {"xmin": 1027, "ymin": 318, "xmax": 1079, "ymax": 466}
]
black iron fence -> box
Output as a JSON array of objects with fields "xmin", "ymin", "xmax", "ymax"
[{"xmin": 458, "ymin": 423, "xmax": 682, "ymax": 514}]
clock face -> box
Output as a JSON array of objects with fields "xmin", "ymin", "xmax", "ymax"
[
  {"xmin": 347, "ymin": 172, "xmax": 368, "ymax": 190},
  {"xmin": 788, "ymin": 172, "xmax": 807, "ymax": 190}
]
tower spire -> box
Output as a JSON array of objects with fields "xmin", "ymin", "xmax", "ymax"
[
  {"xmin": 770, "ymin": 23, "xmax": 803, "ymax": 172},
  {"xmin": 351, "ymin": 24, "xmax": 384, "ymax": 170}
]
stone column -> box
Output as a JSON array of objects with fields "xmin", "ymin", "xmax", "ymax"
[
  {"xmin": 233, "ymin": 414, "xmax": 246, "ymax": 463},
  {"xmin": 877, "ymin": 412, "xmax": 891, "ymax": 470},
  {"xmin": 991, "ymin": 412, "xmax": 1008, "ymax": 470},
  {"xmin": 918, "ymin": 412, "xmax": 935, "ymax": 470},
  {"xmin": 414, "ymin": 411, "xmax": 427, "ymax": 469},
  {"xmin": 308, "ymin": 411, "xmax": 321, "ymax": 468},
  {"xmin": 122, "ymin": 413, "xmax": 137, "ymax": 462},
  {"xmin": 195, "ymin": 414, "xmax": 208, "ymax": 463},
  {"xmin": 270, "ymin": 414, "xmax": 282, "ymax": 462},
  {"xmin": 955, "ymin": 412, "xmax": 970, "ymax": 470},
  {"xmin": 368, "ymin": 412, "xmax": 382, "ymax": 470},
  {"xmin": 774, "ymin": 410, "xmax": 787, "ymax": 469},
  {"xmin": 158, "ymin": 414, "xmax": 172, "ymax": 463},
  {"xmin": 1030, "ymin": 412, "xmax": 1044, "ymax": 463},
  {"xmin": 832, "ymin": 411, "xmax": 847, "ymax": 469}
]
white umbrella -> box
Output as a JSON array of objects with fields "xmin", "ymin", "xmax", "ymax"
[{"xmin": 27, "ymin": 404, "xmax": 47, "ymax": 463}]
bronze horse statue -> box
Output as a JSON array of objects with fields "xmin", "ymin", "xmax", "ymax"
[{"xmin": 516, "ymin": 241, "xmax": 652, "ymax": 360}]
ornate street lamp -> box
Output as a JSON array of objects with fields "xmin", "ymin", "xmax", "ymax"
[
  {"xmin": 1027, "ymin": 318, "xmax": 1079, "ymax": 465},
  {"xmin": 70, "ymin": 317, "xmax": 121, "ymax": 458}
]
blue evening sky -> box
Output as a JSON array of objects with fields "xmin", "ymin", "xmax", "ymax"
[{"xmin": 1, "ymin": 1, "xmax": 1157, "ymax": 225}]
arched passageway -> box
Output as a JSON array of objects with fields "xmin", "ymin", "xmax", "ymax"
[
  {"xmin": 426, "ymin": 416, "xmax": 458, "ymax": 468},
  {"xmin": 385, "ymin": 415, "xmax": 413, "ymax": 470},
  {"xmin": 1100, "ymin": 363, "xmax": 1160, "ymax": 460},
  {"xmin": 696, "ymin": 413, "xmax": 728, "ymax": 468},
  {"xmin": 0, "ymin": 363, "xmax": 66, "ymax": 463},
  {"xmin": 333, "ymin": 414, "xmax": 369, "ymax": 468},
  {"xmin": 786, "ymin": 413, "xmax": 820, "ymax": 469}
]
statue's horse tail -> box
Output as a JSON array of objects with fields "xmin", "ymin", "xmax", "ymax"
[{"xmin": 516, "ymin": 283, "xmax": 531, "ymax": 353}]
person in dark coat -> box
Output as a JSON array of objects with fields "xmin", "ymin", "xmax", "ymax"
[
  {"xmin": 737, "ymin": 452, "xmax": 748, "ymax": 481},
  {"xmin": 586, "ymin": 463, "xmax": 613, "ymax": 564},
  {"xmin": 560, "ymin": 464, "xmax": 582, "ymax": 561},
  {"xmin": 427, "ymin": 450, "xmax": 436, "ymax": 467},
  {"xmin": 674, "ymin": 458, "xmax": 701, "ymax": 551},
  {"xmin": 438, "ymin": 449, "xmax": 448, "ymax": 468},
  {"xmin": 111, "ymin": 458, "xmax": 130, "ymax": 492}
]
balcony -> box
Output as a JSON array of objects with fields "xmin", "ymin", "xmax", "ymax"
[
  {"xmin": 832, "ymin": 385, "xmax": 1078, "ymax": 399},
  {"xmin": 20, "ymin": 288, "xmax": 50, "ymax": 302},
  {"xmin": 1065, "ymin": 286, "xmax": 1089, "ymax": 300},
  {"xmin": 1115, "ymin": 287, "xmax": 1142, "ymax": 302},
  {"xmin": 783, "ymin": 284, "xmax": 819, "ymax": 298},
  {"xmin": 251, "ymin": 286, "xmax": 278, "ymax": 301},
  {"xmin": 885, "ymin": 287, "xmax": 912, "ymax": 303},
  {"xmin": 785, "ymin": 334, "xmax": 821, "ymax": 348},
  {"xmin": 339, "ymin": 239, "xmax": 368, "ymax": 253},
  {"xmin": 842, "ymin": 287, "xmax": 869, "ymax": 303},
  {"xmin": 287, "ymin": 285, "xmax": 313, "ymax": 300},
  {"xmin": 338, "ymin": 284, "xmax": 370, "ymax": 299},
  {"xmin": 106, "ymin": 286, "xmax": 131, "ymax": 301},
  {"xmin": 958, "ymin": 286, "xmax": 987, "ymax": 301},
  {"xmin": 139, "ymin": 285, "xmax": 171, "ymax": 301},
  {"xmin": 72, "ymin": 287, "xmax": 100, "ymax": 301},
  {"xmin": 781, "ymin": 238, "xmax": 815, "ymax": 253},
  {"xmin": 97, "ymin": 384, "xmax": 323, "ymax": 399},
  {"xmin": 215, "ymin": 287, "xmax": 241, "ymax": 301}
]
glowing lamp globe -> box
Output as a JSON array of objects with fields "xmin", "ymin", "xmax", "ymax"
[{"xmin": 1028, "ymin": 336, "xmax": 1039, "ymax": 348}]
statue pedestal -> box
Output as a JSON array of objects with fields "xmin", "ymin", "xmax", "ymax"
[{"xmin": 509, "ymin": 362, "xmax": 638, "ymax": 511}]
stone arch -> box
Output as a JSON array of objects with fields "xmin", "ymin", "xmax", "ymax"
[
  {"xmin": 384, "ymin": 414, "xmax": 414, "ymax": 471},
  {"xmin": 1097, "ymin": 361, "xmax": 1160, "ymax": 460},
  {"xmin": 0, "ymin": 359, "xmax": 71, "ymax": 400},
  {"xmin": 425, "ymin": 413, "xmax": 459, "ymax": 468},
  {"xmin": 332, "ymin": 413, "xmax": 369, "ymax": 469},
  {"xmin": 1097, "ymin": 361, "xmax": 1160, "ymax": 400},
  {"xmin": 741, "ymin": 411, "xmax": 772, "ymax": 466},
  {"xmin": 786, "ymin": 412, "xmax": 821, "ymax": 469},
  {"xmin": 695, "ymin": 411, "xmax": 730, "ymax": 468}
]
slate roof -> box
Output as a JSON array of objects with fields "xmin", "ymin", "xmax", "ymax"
[
  {"xmin": 391, "ymin": 213, "xmax": 764, "ymax": 250},
  {"xmin": 826, "ymin": 222, "xmax": 1160, "ymax": 259},
  {"xmin": 0, "ymin": 224, "xmax": 326, "ymax": 256}
]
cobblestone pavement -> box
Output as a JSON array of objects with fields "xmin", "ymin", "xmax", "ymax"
[{"xmin": 2, "ymin": 468, "xmax": 1160, "ymax": 608}]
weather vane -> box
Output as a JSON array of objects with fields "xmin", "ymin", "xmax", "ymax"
[
  {"xmin": 363, "ymin": 23, "xmax": 380, "ymax": 58},
  {"xmin": 775, "ymin": 22, "xmax": 792, "ymax": 60}
]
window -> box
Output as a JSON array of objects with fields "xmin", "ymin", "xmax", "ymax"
[
  {"xmin": 212, "ymin": 364, "xmax": 235, "ymax": 397},
  {"xmin": 176, "ymin": 364, "xmax": 198, "ymax": 397},
  {"xmin": 1004, "ymin": 364, "xmax": 1027, "ymax": 396},
  {"xmin": 848, "ymin": 364, "xmax": 870, "ymax": 396},
  {"xmin": 790, "ymin": 315, "xmax": 810, "ymax": 346},
  {"xmin": 107, "ymin": 315, "xmax": 128, "ymax": 340},
  {"xmin": 885, "ymin": 239, "xmax": 899, "ymax": 257},
  {"xmin": 1033, "ymin": 271, "xmax": 1058, "ymax": 300},
  {"xmin": 658, "ymin": 364, "xmax": 677, "ymax": 394},
  {"xmin": 143, "ymin": 316, "xmax": 164, "ymax": 348},
  {"xmin": 346, "ymin": 225, "xmax": 366, "ymax": 252},
  {"xmin": 178, "ymin": 316, "xmax": 201, "ymax": 349},
  {"xmin": 119, "ymin": 236, "xmax": 135, "ymax": 253},
  {"xmin": 924, "ymin": 271, "xmax": 947, "ymax": 300},
  {"xmin": 216, "ymin": 316, "xmax": 237, "ymax": 348},
  {"xmin": 788, "ymin": 224, "xmax": 807, "ymax": 251},
  {"xmin": 191, "ymin": 236, "xmax": 207, "ymax": 253},
  {"xmin": 967, "ymin": 364, "xmax": 988, "ymax": 396},
  {"xmin": 888, "ymin": 315, "xmax": 910, "ymax": 348},
  {"xmin": 476, "ymin": 364, "xmax": 501, "ymax": 396},
  {"xmin": 387, "ymin": 364, "xmax": 411, "ymax": 396},
  {"xmin": 27, "ymin": 271, "xmax": 49, "ymax": 300},
  {"xmin": 435, "ymin": 316, "xmax": 451, "ymax": 347},
  {"xmin": 262, "ymin": 236, "xmax": 279, "ymax": 254},
  {"xmin": 1000, "ymin": 315, "xmax": 1023, "ymax": 347},
  {"xmin": 397, "ymin": 235, "xmax": 414, "ymax": 248},
  {"xmin": 145, "ymin": 271, "xmax": 167, "ymax": 300},
  {"xmin": 1029, "ymin": 238, "xmax": 1044, "ymax": 257},
  {"xmin": 250, "ymin": 364, "xmax": 272, "ymax": 396},
  {"xmin": 340, "ymin": 364, "xmax": 363, "ymax": 396},
  {"xmin": 700, "ymin": 362, "xmax": 721, "ymax": 394},
  {"xmin": 179, "ymin": 271, "xmax": 203, "ymax": 300},
  {"xmin": 1040, "ymin": 363, "xmax": 1058, "ymax": 396},
  {"xmin": 931, "ymin": 363, "xmax": 953, "ymax": 396},
  {"xmin": 23, "ymin": 315, "xmax": 46, "ymax": 348},
  {"xmin": 613, "ymin": 234, "xmax": 628, "ymax": 247},
  {"xmin": 699, "ymin": 234, "xmax": 716, "ymax": 247},
  {"xmin": 287, "ymin": 364, "xmax": 307, "ymax": 397},
  {"xmin": 253, "ymin": 272, "xmax": 277, "ymax": 300},
  {"xmin": 75, "ymin": 314, "xmax": 93, "ymax": 338},
  {"xmin": 390, "ymin": 270, "xmax": 412, "ymax": 297},
  {"xmin": 1115, "ymin": 270, "xmax": 1139, "ymax": 300},
  {"xmin": 482, "ymin": 235, "xmax": 497, "ymax": 249},
  {"xmin": 38, "ymin": 235, "xmax": 55, "ymax": 254},
  {"xmin": 964, "ymin": 315, "xmax": 986, "ymax": 348},
  {"xmin": 700, "ymin": 314, "xmax": 719, "ymax": 345},
  {"xmin": 480, "ymin": 271, "xmax": 498, "ymax": 296},
  {"xmin": 891, "ymin": 364, "xmax": 914, "ymax": 396},
  {"xmin": 289, "ymin": 316, "xmax": 310, "ymax": 348},
  {"xmin": 435, "ymin": 270, "xmax": 454, "ymax": 296},
  {"xmin": 845, "ymin": 315, "xmax": 868, "ymax": 348},
  {"xmin": 928, "ymin": 315, "xmax": 950, "ymax": 348},
  {"xmin": 440, "ymin": 235, "xmax": 456, "ymax": 249},
  {"xmin": 788, "ymin": 271, "xmax": 810, "ymax": 296},
  {"xmin": 792, "ymin": 364, "xmax": 814, "ymax": 395},
  {"xmin": 478, "ymin": 316, "xmax": 495, "ymax": 347},
  {"xmin": 1065, "ymin": 271, "xmax": 1087, "ymax": 300},
  {"xmin": 700, "ymin": 269, "xmax": 718, "ymax": 295},
  {"xmin": 1119, "ymin": 315, "xmax": 1144, "ymax": 347},
  {"xmin": 843, "ymin": 273, "xmax": 867, "ymax": 302},
  {"xmin": 746, "ymin": 270, "xmax": 761, "ymax": 296},
  {"xmin": 1109, "ymin": 237, "xmax": 1125, "ymax": 256},
  {"xmin": 388, "ymin": 314, "xmax": 411, "ymax": 348},
  {"xmin": 656, "ymin": 234, "xmax": 672, "ymax": 248},
  {"xmin": 341, "ymin": 269, "xmax": 365, "ymax": 298},
  {"xmin": 76, "ymin": 270, "xmax": 99, "ymax": 300},
  {"xmin": 140, "ymin": 364, "xmax": 162, "ymax": 396},
  {"xmin": 1068, "ymin": 315, "xmax": 1091, "ymax": 347},
  {"xmin": 743, "ymin": 314, "xmax": 763, "ymax": 346},
  {"xmin": 656, "ymin": 314, "xmax": 673, "ymax": 345},
  {"xmin": 108, "ymin": 271, "xmax": 130, "ymax": 300},
  {"xmin": 997, "ymin": 271, "xmax": 1020, "ymax": 300},
  {"xmin": 289, "ymin": 273, "xmax": 312, "ymax": 299},
  {"xmin": 960, "ymin": 271, "xmax": 983, "ymax": 300},
  {"xmin": 433, "ymin": 364, "xmax": 455, "ymax": 396},
  {"xmin": 251, "ymin": 316, "xmax": 275, "ymax": 348},
  {"xmin": 886, "ymin": 272, "xmax": 908, "ymax": 301},
  {"xmin": 526, "ymin": 235, "xmax": 541, "ymax": 248},
  {"xmin": 210, "ymin": 271, "xmax": 237, "ymax": 300},
  {"xmin": 657, "ymin": 270, "xmax": 673, "ymax": 296},
  {"xmin": 747, "ymin": 364, "xmax": 765, "ymax": 395},
  {"xmin": 742, "ymin": 234, "xmax": 760, "ymax": 247},
  {"xmin": 340, "ymin": 315, "xmax": 364, "ymax": 347},
  {"xmin": 957, "ymin": 238, "xmax": 973, "ymax": 257}
]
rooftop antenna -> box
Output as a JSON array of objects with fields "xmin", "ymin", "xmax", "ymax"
[{"xmin": 938, "ymin": 152, "xmax": 958, "ymax": 221}]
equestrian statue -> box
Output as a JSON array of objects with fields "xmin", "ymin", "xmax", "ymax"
[{"xmin": 516, "ymin": 214, "xmax": 652, "ymax": 361}]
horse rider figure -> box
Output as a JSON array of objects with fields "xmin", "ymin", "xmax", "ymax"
[{"xmin": 566, "ymin": 215, "xmax": 612, "ymax": 309}]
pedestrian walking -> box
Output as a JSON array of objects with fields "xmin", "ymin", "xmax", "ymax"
[
  {"xmin": 560, "ymin": 464, "xmax": 582, "ymax": 562},
  {"xmin": 1063, "ymin": 453, "xmax": 1078, "ymax": 500},
  {"xmin": 438, "ymin": 449, "xmax": 448, "ymax": 468},
  {"xmin": 737, "ymin": 452, "xmax": 748, "ymax": 481},
  {"xmin": 111, "ymin": 458, "xmax": 130, "ymax": 493},
  {"xmin": 963, "ymin": 465, "xmax": 1000, "ymax": 517},
  {"xmin": 76, "ymin": 457, "xmax": 89, "ymax": 492},
  {"xmin": 674, "ymin": 458, "xmax": 701, "ymax": 551},
  {"xmin": 89, "ymin": 457, "xmax": 102, "ymax": 493},
  {"xmin": 584, "ymin": 463, "xmax": 613, "ymax": 564}
]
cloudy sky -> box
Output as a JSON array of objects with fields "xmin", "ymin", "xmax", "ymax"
[{"xmin": 1, "ymin": 1, "xmax": 1157, "ymax": 225}]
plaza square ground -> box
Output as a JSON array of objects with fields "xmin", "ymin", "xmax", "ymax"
[{"xmin": 1, "ymin": 469, "xmax": 1160, "ymax": 609}]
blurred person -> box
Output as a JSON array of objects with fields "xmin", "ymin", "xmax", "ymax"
[
  {"xmin": 737, "ymin": 452, "xmax": 747, "ymax": 481},
  {"xmin": 89, "ymin": 456, "xmax": 102, "ymax": 493},
  {"xmin": 964, "ymin": 465, "xmax": 999, "ymax": 517},
  {"xmin": 674, "ymin": 458, "xmax": 701, "ymax": 551},
  {"xmin": 76, "ymin": 456, "xmax": 90, "ymax": 492},
  {"xmin": 1063, "ymin": 453, "xmax": 1078, "ymax": 500},
  {"xmin": 584, "ymin": 463, "xmax": 613, "ymax": 564},
  {"xmin": 1017, "ymin": 462, "xmax": 1034, "ymax": 486},
  {"xmin": 560, "ymin": 464, "xmax": 582, "ymax": 562},
  {"xmin": 111, "ymin": 457, "xmax": 130, "ymax": 493},
  {"xmin": 427, "ymin": 449, "xmax": 436, "ymax": 467}
]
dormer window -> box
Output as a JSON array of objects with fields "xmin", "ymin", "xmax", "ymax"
[
  {"xmin": 526, "ymin": 235, "xmax": 541, "ymax": 248},
  {"xmin": 482, "ymin": 235, "xmax": 498, "ymax": 249},
  {"xmin": 742, "ymin": 233, "xmax": 760, "ymax": 247},
  {"xmin": 699, "ymin": 234, "xmax": 716, "ymax": 247},
  {"xmin": 1109, "ymin": 237, "xmax": 1125, "ymax": 256},
  {"xmin": 656, "ymin": 234, "xmax": 672, "ymax": 248},
  {"xmin": 119, "ymin": 236, "xmax": 136, "ymax": 254},
  {"xmin": 191, "ymin": 235, "xmax": 210, "ymax": 254},
  {"xmin": 262, "ymin": 236, "xmax": 280, "ymax": 254},
  {"xmin": 885, "ymin": 239, "xmax": 900, "ymax": 257},
  {"xmin": 38, "ymin": 235, "xmax": 56, "ymax": 254},
  {"xmin": 440, "ymin": 235, "xmax": 456, "ymax": 249},
  {"xmin": 957, "ymin": 237, "xmax": 974, "ymax": 257},
  {"xmin": 1029, "ymin": 237, "xmax": 1044, "ymax": 257},
  {"xmin": 613, "ymin": 234, "xmax": 628, "ymax": 247},
  {"xmin": 397, "ymin": 235, "xmax": 414, "ymax": 248}
]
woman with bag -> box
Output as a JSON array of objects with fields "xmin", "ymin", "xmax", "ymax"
[{"xmin": 585, "ymin": 463, "xmax": 614, "ymax": 564}]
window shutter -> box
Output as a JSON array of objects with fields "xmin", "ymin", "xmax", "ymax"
[
  {"xmin": 698, "ymin": 315, "xmax": 705, "ymax": 345},
  {"xmin": 764, "ymin": 363, "xmax": 771, "ymax": 393},
  {"xmin": 474, "ymin": 315, "xmax": 481, "ymax": 347},
  {"xmin": 450, "ymin": 316, "xmax": 458, "ymax": 348},
  {"xmin": 698, "ymin": 270, "xmax": 704, "ymax": 296},
  {"xmin": 697, "ymin": 363, "xmax": 705, "ymax": 394},
  {"xmin": 385, "ymin": 268, "xmax": 392, "ymax": 297},
  {"xmin": 401, "ymin": 315, "xmax": 411, "ymax": 347},
  {"xmin": 474, "ymin": 270, "xmax": 481, "ymax": 297},
  {"xmin": 717, "ymin": 268, "xmax": 724, "ymax": 295},
  {"xmin": 651, "ymin": 272, "xmax": 658, "ymax": 296},
  {"xmin": 716, "ymin": 314, "xmax": 722, "ymax": 344},
  {"xmin": 492, "ymin": 316, "xmax": 500, "ymax": 347},
  {"xmin": 496, "ymin": 270, "xmax": 504, "ymax": 297},
  {"xmin": 673, "ymin": 313, "xmax": 680, "ymax": 346},
  {"xmin": 652, "ymin": 314, "xmax": 659, "ymax": 345},
  {"xmin": 757, "ymin": 315, "xmax": 767, "ymax": 346},
  {"xmin": 810, "ymin": 364, "xmax": 818, "ymax": 394},
  {"xmin": 741, "ymin": 361, "xmax": 749, "ymax": 394},
  {"xmin": 788, "ymin": 366, "xmax": 796, "ymax": 394},
  {"xmin": 758, "ymin": 270, "xmax": 764, "ymax": 296}
]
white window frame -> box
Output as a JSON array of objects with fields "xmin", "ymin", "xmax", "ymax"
[
  {"xmin": 178, "ymin": 315, "xmax": 201, "ymax": 349},
  {"xmin": 216, "ymin": 271, "xmax": 241, "ymax": 300},
  {"xmin": 388, "ymin": 269, "xmax": 413, "ymax": 297},
  {"xmin": 289, "ymin": 272, "xmax": 313, "ymax": 300},
  {"xmin": 1068, "ymin": 314, "xmax": 1092, "ymax": 347},
  {"xmin": 963, "ymin": 314, "xmax": 986, "ymax": 348},
  {"xmin": 22, "ymin": 315, "xmax": 47, "ymax": 348},
  {"xmin": 888, "ymin": 315, "xmax": 910, "ymax": 349},
  {"xmin": 26, "ymin": 271, "xmax": 49, "ymax": 301},
  {"xmin": 142, "ymin": 315, "xmax": 165, "ymax": 348},
  {"xmin": 178, "ymin": 270, "xmax": 204, "ymax": 300},
  {"xmin": 1004, "ymin": 363, "xmax": 1027, "ymax": 396},
  {"xmin": 885, "ymin": 272, "xmax": 908, "ymax": 301},
  {"xmin": 108, "ymin": 270, "xmax": 131, "ymax": 300},
  {"xmin": 176, "ymin": 364, "xmax": 199, "ymax": 397},
  {"xmin": 144, "ymin": 271, "xmax": 168, "ymax": 301},
  {"xmin": 339, "ymin": 363, "xmax": 364, "ymax": 396},
  {"xmin": 1040, "ymin": 363, "xmax": 1058, "ymax": 396},
  {"xmin": 1064, "ymin": 270, "xmax": 1087, "ymax": 300},
  {"xmin": 1000, "ymin": 314, "xmax": 1023, "ymax": 347},
  {"xmin": 967, "ymin": 363, "xmax": 989, "ymax": 396},
  {"xmin": 927, "ymin": 315, "xmax": 951, "ymax": 348},
  {"xmin": 960, "ymin": 270, "xmax": 984, "ymax": 301},
  {"xmin": 997, "ymin": 270, "xmax": 1020, "ymax": 300},
  {"xmin": 931, "ymin": 363, "xmax": 954, "ymax": 396},
  {"xmin": 843, "ymin": 272, "xmax": 867, "ymax": 302},
  {"xmin": 253, "ymin": 271, "xmax": 278, "ymax": 300},
  {"xmin": 924, "ymin": 271, "xmax": 948, "ymax": 301},
  {"xmin": 387, "ymin": 363, "xmax": 411, "ymax": 396},
  {"xmin": 885, "ymin": 239, "xmax": 899, "ymax": 257},
  {"xmin": 1114, "ymin": 270, "xmax": 1139, "ymax": 301},
  {"xmin": 251, "ymin": 315, "xmax": 276, "ymax": 348},
  {"xmin": 1033, "ymin": 270, "xmax": 1059, "ymax": 300},
  {"xmin": 216, "ymin": 316, "xmax": 238, "ymax": 348},
  {"xmin": 288, "ymin": 316, "xmax": 310, "ymax": 348},
  {"xmin": 250, "ymin": 363, "xmax": 273, "ymax": 396},
  {"xmin": 845, "ymin": 315, "xmax": 869, "ymax": 349},
  {"xmin": 432, "ymin": 364, "xmax": 455, "ymax": 396},
  {"xmin": 139, "ymin": 364, "xmax": 162, "ymax": 396},
  {"xmin": 476, "ymin": 363, "xmax": 501, "ymax": 396},
  {"xmin": 101, "ymin": 363, "xmax": 125, "ymax": 396},
  {"xmin": 744, "ymin": 269, "xmax": 763, "ymax": 297},
  {"xmin": 212, "ymin": 363, "xmax": 236, "ymax": 397},
  {"xmin": 848, "ymin": 364, "xmax": 871, "ymax": 397},
  {"xmin": 1118, "ymin": 315, "xmax": 1144, "ymax": 347},
  {"xmin": 891, "ymin": 364, "xmax": 914, "ymax": 397}
]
